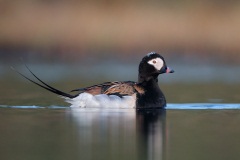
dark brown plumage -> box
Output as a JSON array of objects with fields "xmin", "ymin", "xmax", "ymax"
[{"xmin": 71, "ymin": 81, "xmax": 144, "ymax": 97}]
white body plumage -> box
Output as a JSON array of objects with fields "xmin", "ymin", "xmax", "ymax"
[{"xmin": 65, "ymin": 93, "xmax": 136, "ymax": 108}]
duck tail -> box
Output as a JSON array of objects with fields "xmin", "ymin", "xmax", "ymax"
[{"xmin": 11, "ymin": 65, "xmax": 76, "ymax": 99}]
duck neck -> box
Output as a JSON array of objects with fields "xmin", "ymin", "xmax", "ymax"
[
  {"xmin": 137, "ymin": 76, "xmax": 166, "ymax": 108},
  {"xmin": 138, "ymin": 73, "xmax": 158, "ymax": 84},
  {"xmin": 138, "ymin": 78, "xmax": 159, "ymax": 91}
]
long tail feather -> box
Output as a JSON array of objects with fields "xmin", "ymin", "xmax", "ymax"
[{"xmin": 11, "ymin": 66, "xmax": 76, "ymax": 98}]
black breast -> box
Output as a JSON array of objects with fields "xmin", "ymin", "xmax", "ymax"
[{"xmin": 136, "ymin": 79, "xmax": 166, "ymax": 109}]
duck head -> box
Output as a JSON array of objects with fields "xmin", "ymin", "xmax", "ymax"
[{"xmin": 138, "ymin": 52, "xmax": 174, "ymax": 83}]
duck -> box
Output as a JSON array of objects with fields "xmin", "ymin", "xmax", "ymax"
[{"xmin": 14, "ymin": 52, "xmax": 174, "ymax": 108}]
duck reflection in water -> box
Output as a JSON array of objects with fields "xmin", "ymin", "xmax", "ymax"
[
  {"xmin": 69, "ymin": 108, "xmax": 167, "ymax": 160},
  {"xmin": 136, "ymin": 109, "xmax": 167, "ymax": 160}
]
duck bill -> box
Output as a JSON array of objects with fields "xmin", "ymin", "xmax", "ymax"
[{"xmin": 166, "ymin": 67, "xmax": 174, "ymax": 73}]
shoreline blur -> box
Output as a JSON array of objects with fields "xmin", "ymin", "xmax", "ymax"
[{"xmin": 1, "ymin": 1, "xmax": 240, "ymax": 64}]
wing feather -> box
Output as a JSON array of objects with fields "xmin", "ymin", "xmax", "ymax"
[
  {"xmin": 103, "ymin": 82, "xmax": 136, "ymax": 96},
  {"xmin": 71, "ymin": 81, "xmax": 140, "ymax": 96}
]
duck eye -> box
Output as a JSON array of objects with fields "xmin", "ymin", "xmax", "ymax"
[{"xmin": 153, "ymin": 60, "xmax": 157, "ymax": 64}]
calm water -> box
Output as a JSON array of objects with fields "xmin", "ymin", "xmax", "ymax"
[
  {"xmin": 0, "ymin": 105, "xmax": 240, "ymax": 160},
  {"xmin": 1, "ymin": 63, "xmax": 240, "ymax": 160}
]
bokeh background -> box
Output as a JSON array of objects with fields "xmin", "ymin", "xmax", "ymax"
[{"xmin": 0, "ymin": 0, "xmax": 240, "ymax": 105}]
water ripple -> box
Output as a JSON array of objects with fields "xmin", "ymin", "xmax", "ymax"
[
  {"xmin": 167, "ymin": 103, "xmax": 240, "ymax": 109},
  {"xmin": 0, "ymin": 103, "xmax": 240, "ymax": 109}
]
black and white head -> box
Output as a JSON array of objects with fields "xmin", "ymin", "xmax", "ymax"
[{"xmin": 138, "ymin": 52, "xmax": 174, "ymax": 83}]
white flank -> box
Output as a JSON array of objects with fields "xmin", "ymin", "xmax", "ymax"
[{"xmin": 65, "ymin": 93, "xmax": 136, "ymax": 108}]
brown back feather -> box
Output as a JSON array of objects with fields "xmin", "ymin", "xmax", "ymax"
[
  {"xmin": 104, "ymin": 83, "xmax": 136, "ymax": 95},
  {"xmin": 73, "ymin": 81, "xmax": 144, "ymax": 96}
]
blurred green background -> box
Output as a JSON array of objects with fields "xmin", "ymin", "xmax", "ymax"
[{"xmin": 0, "ymin": 0, "xmax": 240, "ymax": 105}]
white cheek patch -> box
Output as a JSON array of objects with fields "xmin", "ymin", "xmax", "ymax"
[{"xmin": 147, "ymin": 58, "xmax": 164, "ymax": 70}]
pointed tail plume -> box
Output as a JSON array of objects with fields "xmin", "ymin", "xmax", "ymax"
[{"xmin": 11, "ymin": 65, "xmax": 76, "ymax": 99}]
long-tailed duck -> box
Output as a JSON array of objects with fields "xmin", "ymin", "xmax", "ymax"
[{"xmin": 13, "ymin": 52, "xmax": 174, "ymax": 108}]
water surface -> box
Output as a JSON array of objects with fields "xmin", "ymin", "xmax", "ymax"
[{"xmin": 0, "ymin": 104, "xmax": 240, "ymax": 160}]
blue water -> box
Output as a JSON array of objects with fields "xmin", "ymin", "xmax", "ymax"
[{"xmin": 1, "ymin": 103, "xmax": 240, "ymax": 109}]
